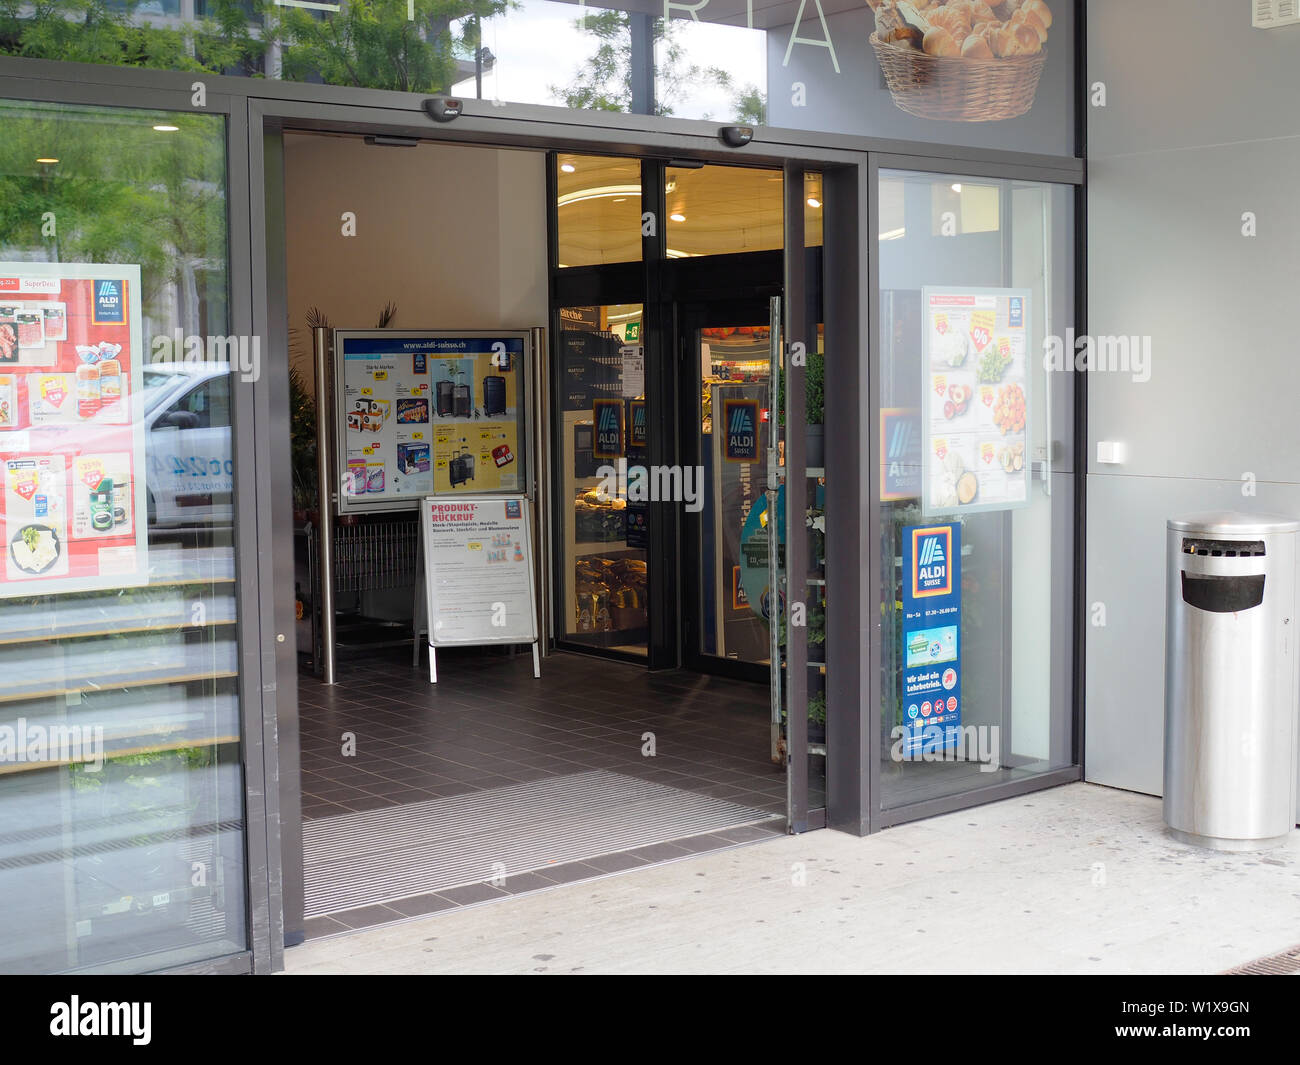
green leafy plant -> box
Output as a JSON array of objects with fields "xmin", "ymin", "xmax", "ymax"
[{"xmin": 778, "ymin": 348, "xmax": 825, "ymax": 427}]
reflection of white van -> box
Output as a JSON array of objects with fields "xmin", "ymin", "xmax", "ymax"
[{"xmin": 142, "ymin": 363, "xmax": 233, "ymax": 529}]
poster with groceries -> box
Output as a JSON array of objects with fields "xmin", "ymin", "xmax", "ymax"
[
  {"xmin": 921, "ymin": 286, "xmax": 1031, "ymax": 516},
  {"xmin": 335, "ymin": 331, "xmax": 527, "ymax": 512},
  {"xmin": 0, "ymin": 263, "xmax": 147, "ymax": 596}
]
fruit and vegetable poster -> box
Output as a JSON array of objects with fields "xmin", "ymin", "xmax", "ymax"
[
  {"xmin": 336, "ymin": 331, "xmax": 528, "ymax": 512},
  {"xmin": 900, "ymin": 523, "xmax": 962, "ymax": 757},
  {"xmin": 921, "ymin": 286, "xmax": 1031, "ymax": 516},
  {"xmin": 0, "ymin": 263, "xmax": 147, "ymax": 597}
]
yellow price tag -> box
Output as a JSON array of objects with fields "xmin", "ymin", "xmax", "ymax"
[
  {"xmin": 360, "ymin": 388, "xmax": 373, "ymax": 396},
  {"xmin": 480, "ymin": 431, "xmax": 492, "ymax": 441},
  {"xmin": 373, "ymin": 371, "xmax": 388, "ymax": 381},
  {"xmin": 467, "ymin": 542, "xmax": 482, "ymax": 551},
  {"xmin": 411, "ymin": 432, "xmax": 423, "ymax": 441},
  {"xmin": 435, "ymin": 460, "xmax": 448, "ymax": 469}
]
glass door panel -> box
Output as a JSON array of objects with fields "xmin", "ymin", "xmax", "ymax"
[
  {"xmin": 557, "ymin": 303, "xmax": 648, "ymax": 655},
  {"xmin": 693, "ymin": 314, "xmax": 773, "ymax": 669},
  {"xmin": 0, "ymin": 100, "xmax": 246, "ymax": 973}
]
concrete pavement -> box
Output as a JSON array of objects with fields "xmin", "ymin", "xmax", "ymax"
[{"xmin": 284, "ymin": 782, "xmax": 1300, "ymax": 974}]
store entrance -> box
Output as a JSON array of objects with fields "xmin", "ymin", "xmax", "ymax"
[{"xmin": 275, "ymin": 131, "xmax": 795, "ymax": 941}]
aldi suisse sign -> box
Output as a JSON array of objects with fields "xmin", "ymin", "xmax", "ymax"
[
  {"xmin": 592, "ymin": 398, "xmax": 624, "ymax": 461},
  {"xmin": 92, "ymin": 279, "xmax": 126, "ymax": 323},
  {"xmin": 722, "ymin": 398, "xmax": 760, "ymax": 462},
  {"xmin": 900, "ymin": 523, "xmax": 962, "ymax": 758}
]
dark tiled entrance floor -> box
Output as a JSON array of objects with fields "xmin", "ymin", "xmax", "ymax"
[{"xmin": 297, "ymin": 646, "xmax": 787, "ymax": 937}]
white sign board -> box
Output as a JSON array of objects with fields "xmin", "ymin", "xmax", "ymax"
[
  {"xmin": 921, "ymin": 286, "xmax": 1032, "ymax": 516},
  {"xmin": 419, "ymin": 494, "xmax": 539, "ymax": 681}
]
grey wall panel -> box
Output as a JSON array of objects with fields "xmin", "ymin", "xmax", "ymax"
[
  {"xmin": 1089, "ymin": 1, "xmax": 1300, "ymax": 158},
  {"xmin": 1087, "ymin": 139, "xmax": 1300, "ymax": 484},
  {"xmin": 1087, "ymin": 1, "xmax": 1300, "ymax": 817},
  {"xmin": 1085, "ymin": 472, "xmax": 1300, "ymax": 797}
]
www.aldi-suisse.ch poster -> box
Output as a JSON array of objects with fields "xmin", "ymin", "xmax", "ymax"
[
  {"xmin": 336, "ymin": 331, "xmax": 527, "ymax": 512},
  {"xmin": 0, "ymin": 263, "xmax": 147, "ymax": 597}
]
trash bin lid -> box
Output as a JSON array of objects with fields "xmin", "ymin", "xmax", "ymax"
[{"xmin": 1168, "ymin": 511, "xmax": 1300, "ymax": 535}]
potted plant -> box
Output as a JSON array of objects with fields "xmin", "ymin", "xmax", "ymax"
[{"xmin": 778, "ymin": 348, "xmax": 826, "ymax": 468}]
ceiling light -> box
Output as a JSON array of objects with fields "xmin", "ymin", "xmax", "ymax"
[
  {"xmin": 36, "ymin": 157, "xmax": 58, "ymax": 164},
  {"xmin": 806, "ymin": 198, "xmax": 822, "ymax": 209},
  {"xmin": 556, "ymin": 184, "xmax": 641, "ymax": 207},
  {"xmin": 670, "ymin": 212, "xmax": 686, "ymax": 222},
  {"xmin": 612, "ymin": 197, "xmax": 627, "ymax": 203},
  {"xmin": 950, "ymin": 183, "xmax": 962, "ymax": 192},
  {"xmin": 153, "ymin": 124, "xmax": 180, "ymax": 132},
  {"xmin": 560, "ymin": 163, "xmax": 576, "ymax": 173}
]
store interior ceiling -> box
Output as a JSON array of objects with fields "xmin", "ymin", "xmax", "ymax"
[{"xmin": 556, "ymin": 152, "xmax": 823, "ymax": 265}]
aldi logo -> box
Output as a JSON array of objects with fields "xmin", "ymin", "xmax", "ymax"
[
  {"xmin": 722, "ymin": 398, "xmax": 760, "ymax": 462},
  {"xmin": 93, "ymin": 279, "xmax": 125, "ymax": 323},
  {"xmin": 911, "ymin": 525, "xmax": 954, "ymax": 598},
  {"xmin": 592, "ymin": 398, "xmax": 624, "ymax": 460}
]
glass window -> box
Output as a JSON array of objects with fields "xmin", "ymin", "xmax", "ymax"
[
  {"xmin": 556, "ymin": 154, "xmax": 642, "ymax": 267},
  {"xmin": 877, "ymin": 168, "xmax": 1075, "ymax": 811},
  {"xmin": 0, "ymin": 3, "xmax": 1074, "ymax": 155},
  {"xmin": 664, "ymin": 165, "xmax": 783, "ymax": 258},
  {"xmin": 0, "ymin": 101, "xmax": 245, "ymax": 974}
]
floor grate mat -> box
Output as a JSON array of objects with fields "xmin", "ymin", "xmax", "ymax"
[
  {"xmin": 1223, "ymin": 943, "xmax": 1300, "ymax": 975},
  {"xmin": 303, "ymin": 769, "xmax": 782, "ymax": 917}
]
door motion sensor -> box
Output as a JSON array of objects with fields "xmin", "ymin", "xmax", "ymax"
[
  {"xmin": 424, "ymin": 97, "xmax": 464, "ymax": 123},
  {"xmin": 719, "ymin": 126, "xmax": 754, "ymax": 148}
]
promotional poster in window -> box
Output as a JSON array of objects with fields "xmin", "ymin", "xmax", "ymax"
[{"xmin": 0, "ymin": 263, "xmax": 147, "ymax": 596}]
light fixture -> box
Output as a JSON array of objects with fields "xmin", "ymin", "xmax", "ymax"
[
  {"xmin": 612, "ymin": 197, "xmax": 628, "ymax": 203},
  {"xmin": 556, "ymin": 184, "xmax": 641, "ymax": 208},
  {"xmin": 36, "ymin": 157, "xmax": 59, "ymax": 164},
  {"xmin": 560, "ymin": 163, "xmax": 576, "ymax": 173},
  {"xmin": 153, "ymin": 124, "xmax": 180, "ymax": 132},
  {"xmin": 951, "ymin": 183, "xmax": 962, "ymax": 192},
  {"xmin": 807, "ymin": 197, "xmax": 822, "ymax": 209},
  {"xmin": 670, "ymin": 212, "xmax": 686, "ymax": 222}
]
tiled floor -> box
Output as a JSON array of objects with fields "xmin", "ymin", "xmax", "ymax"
[{"xmin": 297, "ymin": 645, "xmax": 788, "ymax": 937}]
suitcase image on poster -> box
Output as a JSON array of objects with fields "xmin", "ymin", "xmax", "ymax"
[
  {"xmin": 453, "ymin": 382, "xmax": 471, "ymax": 419},
  {"xmin": 483, "ymin": 375, "xmax": 507, "ymax": 417},
  {"xmin": 449, "ymin": 447, "xmax": 474, "ymax": 488},
  {"xmin": 436, "ymin": 379, "xmax": 455, "ymax": 417}
]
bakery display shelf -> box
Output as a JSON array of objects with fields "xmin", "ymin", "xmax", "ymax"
[
  {"xmin": 145, "ymin": 545, "xmax": 237, "ymax": 585},
  {"xmin": 0, "ymin": 617, "xmax": 236, "ymax": 646},
  {"xmin": 573, "ymin": 542, "xmax": 642, "ymax": 558},
  {"xmin": 0, "ymin": 667, "xmax": 238, "ymax": 705},
  {"xmin": 0, "ymin": 593, "xmax": 237, "ymax": 645},
  {"xmin": 0, "ymin": 640, "xmax": 239, "ymax": 704},
  {"xmin": 0, "ymin": 731, "xmax": 241, "ymax": 775}
]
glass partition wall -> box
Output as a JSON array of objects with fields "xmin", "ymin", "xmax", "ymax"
[
  {"xmin": 0, "ymin": 100, "xmax": 247, "ymax": 973},
  {"xmin": 875, "ymin": 167, "xmax": 1076, "ymax": 816}
]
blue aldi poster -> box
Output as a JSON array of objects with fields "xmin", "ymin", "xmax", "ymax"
[{"xmin": 900, "ymin": 523, "xmax": 962, "ymax": 757}]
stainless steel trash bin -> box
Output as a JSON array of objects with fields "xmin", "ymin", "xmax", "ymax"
[{"xmin": 1164, "ymin": 513, "xmax": 1300, "ymax": 850}]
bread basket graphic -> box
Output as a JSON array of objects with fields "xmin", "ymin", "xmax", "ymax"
[{"xmin": 869, "ymin": 0, "xmax": 1051, "ymax": 122}]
